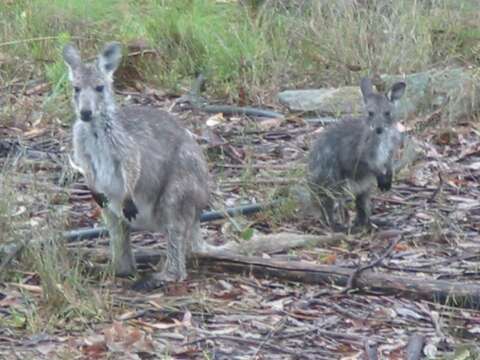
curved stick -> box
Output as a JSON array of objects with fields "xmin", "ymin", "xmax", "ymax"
[
  {"xmin": 198, "ymin": 104, "xmax": 284, "ymax": 119},
  {"xmin": 175, "ymin": 74, "xmax": 284, "ymax": 119}
]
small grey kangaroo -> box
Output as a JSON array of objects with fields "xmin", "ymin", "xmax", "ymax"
[
  {"xmin": 307, "ymin": 77, "xmax": 406, "ymax": 230},
  {"xmin": 64, "ymin": 42, "xmax": 211, "ymax": 290}
]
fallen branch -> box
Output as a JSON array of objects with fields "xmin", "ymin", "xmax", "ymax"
[
  {"xmin": 223, "ymin": 232, "xmax": 348, "ymax": 255},
  {"xmin": 63, "ymin": 201, "xmax": 281, "ymax": 242},
  {"xmin": 196, "ymin": 105, "xmax": 284, "ymax": 119},
  {"xmin": 174, "ymin": 74, "xmax": 284, "ymax": 119},
  {"xmin": 108, "ymin": 249, "xmax": 480, "ymax": 309},
  {"xmin": 197, "ymin": 252, "xmax": 480, "ymax": 309},
  {"xmin": 343, "ymin": 236, "xmax": 400, "ymax": 293}
]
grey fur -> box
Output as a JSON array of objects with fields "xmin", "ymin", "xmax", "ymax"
[
  {"xmin": 64, "ymin": 42, "xmax": 210, "ymax": 289},
  {"xmin": 307, "ymin": 77, "xmax": 406, "ymax": 230}
]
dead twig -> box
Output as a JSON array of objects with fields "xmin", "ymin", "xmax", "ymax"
[
  {"xmin": 428, "ymin": 172, "xmax": 444, "ymax": 203},
  {"xmin": 251, "ymin": 317, "xmax": 287, "ymax": 359},
  {"xmin": 185, "ymin": 335, "xmax": 303, "ymax": 358},
  {"xmin": 343, "ymin": 235, "xmax": 401, "ymax": 293}
]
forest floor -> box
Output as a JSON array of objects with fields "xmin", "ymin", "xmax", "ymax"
[
  {"xmin": 2, "ymin": 1, "xmax": 480, "ymax": 359},
  {"xmin": 0, "ymin": 76, "xmax": 480, "ymax": 359}
]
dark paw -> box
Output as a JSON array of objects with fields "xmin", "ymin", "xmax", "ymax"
[
  {"xmin": 371, "ymin": 218, "xmax": 393, "ymax": 228},
  {"xmin": 351, "ymin": 222, "xmax": 373, "ymax": 234},
  {"xmin": 377, "ymin": 170, "xmax": 392, "ymax": 192},
  {"xmin": 352, "ymin": 217, "xmax": 374, "ymax": 231},
  {"xmin": 131, "ymin": 276, "xmax": 167, "ymax": 292},
  {"xmin": 331, "ymin": 223, "xmax": 348, "ymax": 233},
  {"xmin": 122, "ymin": 197, "xmax": 138, "ymax": 221},
  {"xmin": 91, "ymin": 191, "xmax": 108, "ymax": 208}
]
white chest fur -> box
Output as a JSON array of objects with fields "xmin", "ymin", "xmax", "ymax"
[{"xmin": 73, "ymin": 121, "xmax": 125, "ymax": 201}]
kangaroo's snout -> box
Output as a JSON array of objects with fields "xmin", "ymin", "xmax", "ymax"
[{"xmin": 80, "ymin": 109, "xmax": 93, "ymax": 122}]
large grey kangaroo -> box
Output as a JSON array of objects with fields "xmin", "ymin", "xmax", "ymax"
[{"xmin": 64, "ymin": 42, "xmax": 210, "ymax": 290}]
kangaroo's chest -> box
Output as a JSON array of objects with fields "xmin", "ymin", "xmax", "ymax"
[{"xmin": 84, "ymin": 135, "xmax": 124, "ymax": 198}]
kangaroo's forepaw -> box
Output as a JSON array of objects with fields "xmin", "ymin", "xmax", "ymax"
[
  {"xmin": 131, "ymin": 276, "xmax": 167, "ymax": 292},
  {"xmin": 371, "ymin": 218, "xmax": 393, "ymax": 228},
  {"xmin": 377, "ymin": 171, "xmax": 392, "ymax": 192},
  {"xmin": 131, "ymin": 271, "xmax": 180, "ymax": 292},
  {"xmin": 352, "ymin": 218, "xmax": 373, "ymax": 234},
  {"xmin": 331, "ymin": 222, "xmax": 348, "ymax": 233},
  {"xmin": 91, "ymin": 191, "xmax": 108, "ymax": 208},
  {"xmin": 122, "ymin": 197, "xmax": 138, "ymax": 221}
]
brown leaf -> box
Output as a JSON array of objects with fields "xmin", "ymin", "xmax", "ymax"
[
  {"xmin": 164, "ymin": 281, "xmax": 190, "ymax": 296},
  {"xmin": 394, "ymin": 243, "xmax": 409, "ymax": 252},
  {"xmin": 89, "ymin": 205, "xmax": 102, "ymax": 220},
  {"xmin": 322, "ymin": 253, "xmax": 337, "ymax": 265},
  {"xmin": 123, "ymin": 328, "xmax": 142, "ymax": 348},
  {"xmin": 81, "ymin": 335, "xmax": 107, "ymax": 359},
  {"xmin": 103, "ymin": 321, "xmax": 156, "ymax": 355},
  {"xmin": 433, "ymin": 128, "xmax": 459, "ymax": 145}
]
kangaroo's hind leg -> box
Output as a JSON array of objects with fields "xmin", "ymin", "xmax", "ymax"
[
  {"xmin": 103, "ymin": 207, "xmax": 136, "ymax": 277},
  {"xmin": 132, "ymin": 196, "xmax": 193, "ymax": 291}
]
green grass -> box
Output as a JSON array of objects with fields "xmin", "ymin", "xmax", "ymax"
[
  {"xmin": 1, "ymin": 0, "xmax": 478, "ymax": 105},
  {"xmin": 0, "ymin": 160, "xmax": 108, "ymax": 333}
]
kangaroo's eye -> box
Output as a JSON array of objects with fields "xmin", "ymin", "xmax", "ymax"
[
  {"xmin": 384, "ymin": 111, "xmax": 391, "ymax": 117},
  {"xmin": 368, "ymin": 111, "xmax": 374, "ymax": 117},
  {"xmin": 95, "ymin": 85, "xmax": 104, "ymax": 93},
  {"xmin": 74, "ymin": 86, "xmax": 81, "ymax": 94},
  {"xmin": 376, "ymin": 127, "xmax": 383, "ymax": 135}
]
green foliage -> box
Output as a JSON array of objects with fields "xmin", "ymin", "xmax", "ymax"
[
  {"xmin": 1, "ymin": 0, "xmax": 479, "ymax": 100},
  {"xmin": 240, "ymin": 227, "xmax": 254, "ymax": 241}
]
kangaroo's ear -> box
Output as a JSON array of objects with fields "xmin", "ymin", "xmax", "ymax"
[
  {"xmin": 360, "ymin": 77, "xmax": 374, "ymax": 103},
  {"xmin": 97, "ymin": 42, "xmax": 122, "ymax": 80},
  {"xmin": 63, "ymin": 43, "xmax": 82, "ymax": 81},
  {"xmin": 388, "ymin": 81, "xmax": 406, "ymax": 102}
]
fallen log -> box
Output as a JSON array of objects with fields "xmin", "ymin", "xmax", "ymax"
[{"xmin": 115, "ymin": 249, "xmax": 480, "ymax": 309}]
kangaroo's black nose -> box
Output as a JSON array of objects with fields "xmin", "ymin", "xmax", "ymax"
[{"xmin": 80, "ymin": 110, "xmax": 92, "ymax": 122}]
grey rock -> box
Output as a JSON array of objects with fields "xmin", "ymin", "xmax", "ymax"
[
  {"xmin": 278, "ymin": 87, "xmax": 363, "ymax": 116},
  {"xmin": 384, "ymin": 67, "xmax": 480, "ymax": 122},
  {"xmin": 279, "ymin": 67, "xmax": 480, "ymax": 123}
]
